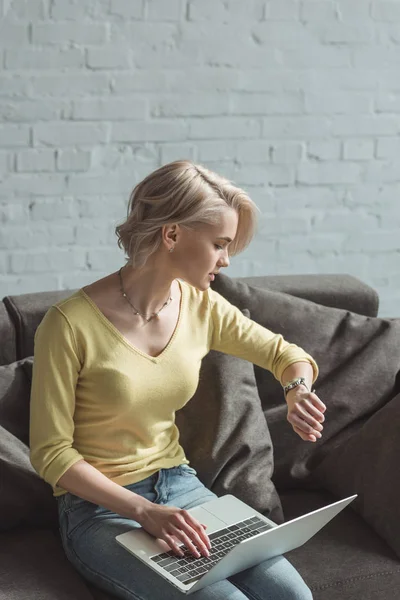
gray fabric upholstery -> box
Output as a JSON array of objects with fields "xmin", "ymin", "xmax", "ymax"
[
  {"xmin": 312, "ymin": 391, "xmax": 400, "ymax": 560},
  {"xmin": 176, "ymin": 309, "xmax": 284, "ymax": 524},
  {"xmin": 211, "ymin": 274, "xmax": 400, "ymax": 493},
  {"xmin": 0, "ymin": 358, "xmax": 58, "ymax": 531},
  {"xmin": 0, "ymin": 529, "xmax": 94, "ymax": 600},
  {"xmin": 0, "ymin": 273, "xmax": 399, "ymax": 600},
  {"xmin": 281, "ymin": 490, "xmax": 400, "ymax": 600}
]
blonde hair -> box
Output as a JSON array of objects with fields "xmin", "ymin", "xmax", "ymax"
[{"xmin": 115, "ymin": 160, "xmax": 260, "ymax": 269}]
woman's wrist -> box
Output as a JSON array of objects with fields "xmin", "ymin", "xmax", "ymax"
[{"xmin": 285, "ymin": 384, "xmax": 309, "ymax": 404}]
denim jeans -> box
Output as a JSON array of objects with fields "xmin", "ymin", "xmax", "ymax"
[{"xmin": 57, "ymin": 464, "xmax": 312, "ymax": 600}]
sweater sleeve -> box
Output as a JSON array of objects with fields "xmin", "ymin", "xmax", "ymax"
[
  {"xmin": 208, "ymin": 289, "xmax": 318, "ymax": 384},
  {"xmin": 29, "ymin": 306, "xmax": 85, "ymax": 489}
]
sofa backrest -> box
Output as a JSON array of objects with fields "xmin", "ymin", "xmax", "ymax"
[{"xmin": 0, "ymin": 273, "xmax": 378, "ymax": 366}]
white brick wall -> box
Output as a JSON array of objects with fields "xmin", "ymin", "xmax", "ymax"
[{"xmin": 0, "ymin": 0, "xmax": 399, "ymax": 316}]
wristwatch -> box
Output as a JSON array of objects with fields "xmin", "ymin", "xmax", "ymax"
[{"xmin": 283, "ymin": 377, "xmax": 309, "ymax": 396}]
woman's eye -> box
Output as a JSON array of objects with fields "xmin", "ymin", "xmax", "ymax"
[{"xmin": 215, "ymin": 245, "xmax": 223, "ymax": 250}]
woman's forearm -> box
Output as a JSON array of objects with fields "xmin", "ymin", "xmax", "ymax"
[{"xmin": 57, "ymin": 459, "xmax": 151, "ymax": 521}]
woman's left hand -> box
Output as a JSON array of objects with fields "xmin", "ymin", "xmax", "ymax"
[{"xmin": 285, "ymin": 387, "xmax": 326, "ymax": 442}]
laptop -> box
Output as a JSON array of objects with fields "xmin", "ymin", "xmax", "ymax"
[{"xmin": 116, "ymin": 492, "xmax": 357, "ymax": 594}]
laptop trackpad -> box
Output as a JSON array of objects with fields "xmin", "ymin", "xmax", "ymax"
[{"xmin": 188, "ymin": 505, "xmax": 227, "ymax": 533}]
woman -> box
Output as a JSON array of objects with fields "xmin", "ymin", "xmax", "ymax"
[{"xmin": 30, "ymin": 160, "xmax": 325, "ymax": 600}]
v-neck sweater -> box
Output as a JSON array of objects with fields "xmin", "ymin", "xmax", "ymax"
[{"xmin": 29, "ymin": 280, "xmax": 318, "ymax": 497}]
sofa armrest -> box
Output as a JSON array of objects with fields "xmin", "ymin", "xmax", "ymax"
[
  {"xmin": 236, "ymin": 274, "xmax": 379, "ymax": 317},
  {"xmin": 312, "ymin": 391, "xmax": 400, "ymax": 560}
]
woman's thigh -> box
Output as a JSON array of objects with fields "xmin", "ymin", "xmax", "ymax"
[{"xmin": 57, "ymin": 466, "xmax": 249, "ymax": 600}]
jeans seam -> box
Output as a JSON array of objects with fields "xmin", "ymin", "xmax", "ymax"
[
  {"xmin": 67, "ymin": 541, "xmax": 146, "ymax": 600},
  {"xmin": 229, "ymin": 581, "xmax": 262, "ymax": 600}
]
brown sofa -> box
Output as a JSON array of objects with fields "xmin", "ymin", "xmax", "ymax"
[{"xmin": 1, "ymin": 273, "xmax": 400, "ymax": 600}]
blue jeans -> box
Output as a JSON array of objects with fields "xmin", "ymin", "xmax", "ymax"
[{"xmin": 57, "ymin": 465, "xmax": 312, "ymax": 600}]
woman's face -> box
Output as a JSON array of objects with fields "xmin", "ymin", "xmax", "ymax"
[{"xmin": 173, "ymin": 208, "xmax": 239, "ymax": 291}]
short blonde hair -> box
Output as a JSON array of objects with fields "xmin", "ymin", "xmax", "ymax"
[{"xmin": 115, "ymin": 160, "xmax": 260, "ymax": 269}]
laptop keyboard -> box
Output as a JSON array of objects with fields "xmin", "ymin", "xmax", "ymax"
[{"xmin": 150, "ymin": 515, "xmax": 272, "ymax": 585}]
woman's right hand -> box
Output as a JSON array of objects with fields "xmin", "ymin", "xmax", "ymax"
[{"xmin": 136, "ymin": 501, "xmax": 212, "ymax": 558}]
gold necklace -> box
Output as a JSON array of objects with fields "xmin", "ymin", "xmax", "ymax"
[{"xmin": 118, "ymin": 267, "xmax": 173, "ymax": 322}]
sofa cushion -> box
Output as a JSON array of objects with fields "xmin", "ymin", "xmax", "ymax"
[
  {"xmin": 176, "ymin": 308, "xmax": 284, "ymax": 524},
  {"xmin": 280, "ymin": 490, "xmax": 400, "ymax": 600},
  {"xmin": 0, "ymin": 358, "xmax": 58, "ymax": 531},
  {"xmin": 312, "ymin": 391, "xmax": 400, "ymax": 561},
  {"xmin": 211, "ymin": 274, "xmax": 400, "ymax": 492},
  {"xmin": 0, "ymin": 528, "xmax": 95, "ymax": 600}
]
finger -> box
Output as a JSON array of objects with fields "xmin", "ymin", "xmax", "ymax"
[
  {"xmin": 293, "ymin": 424, "xmax": 317, "ymax": 442},
  {"xmin": 185, "ymin": 514, "xmax": 212, "ymax": 550},
  {"xmin": 163, "ymin": 533, "xmax": 186, "ymax": 557},
  {"xmin": 299, "ymin": 398, "xmax": 325, "ymax": 423},
  {"xmin": 169, "ymin": 525, "xmax": 203, "ymax": 558},
  {"xmin": 309, "ymin": 391, "xmax": 326, "ymax": 413},
  {"xmin": 289, "ymin": 413, "xmax": 322, "ymax": 438},
  {"xmin": 290, "ymin": 405, "xmax": 323, "ymax": 434}
]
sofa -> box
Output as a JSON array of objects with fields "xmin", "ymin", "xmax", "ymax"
[{"xmin": 1, "ymin": 272, "xmax": 400, "ymax": 600}]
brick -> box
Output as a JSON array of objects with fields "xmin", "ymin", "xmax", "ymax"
[
  {"xmin": 72, "ymin": 97, "xmax": 147, "ymax": 120},
  {"xmin": 251, "ymin": 22, "xmax": 312, "ymax": 47},
  {"xmin": 87, "ymin": 46, "xmax": 132, "ymax": 69},
  {"xmin": 335, "ymin": 0, "xmax": 371, "ymax": 20},
  {"xmin": 187, "ymin": 0, "xmax": 264, "ymax": 22},
  {"xmin": 29, "ymin": 197, "xmax": 76, "ymax": 220},
  {"xmin": 321, "ymin": 24, "xmax": 374, "ymax": 43},
  {"xmin": 152, "ymin": 93, "xmax": 229, "ymax": 118},
  {"xmin": 0, "ymin": 75, "xmax": 30, "ymax": 98},
  {"xmin": 297, "ymin": 162, "xmax": 362, "ymax": 185},
  {"xmin": 259, "ymin": 214, "xmax": 311, "ymax": 235},
  {"xmin": 344, "ymin": 232, "xmax": 400, "ymax": 252},
  {"xmin": 109, "ymin": 22, "xmax": 176, "ymax": 45},
  {"xmin": 86, "ymin": 246, "xmax": 125, "ymax": 271},
  {"xmin": 50, "ymin": 0, "xmax": 109, "ymax": 19},
  {"xmin": 0, "ymin": 202, "xmax": 28, "ymax": 224},
  {"xmin": 235, "ymin": 140, "xmax": 269, "ymax": 163},
  {"xmin": 0, "ymin": 100, "xmax": 65, "ymax": 122},
  {"xmin": 262, "ymin": 116, "xmax": 331, "ymax": 139},
  {"xmin": 271, "ymin": 142, "xmax": 304, "ymax": 164},
  {"xmin": 111, "ymin": 120, "xmax": 187, "ymax": 142},
  {"xmin": 160, "ymin": 143, "xmax": 196, "ymax": 164},
  {"xmin": 5, "ymin": 48, "xmax": 84, "ymax": 69},
  {"xmin": 0, "ymin": 174, "xmax": 68, "ymax": 196},
  {"xmin": 331, "ymin": 115, "xmax": 399, "ymax": 136},
  {"xmin": 376, "ymin": 93, "xmax": 400, "ymax": 113},
  {"xmin": 363, "ymin": 160, "xmax": 400, "ymax": 184},
  {"xmin": 0, "ymin": 22, "xmax": 29, "ymax": 45},
  {"xmin": 342, "ymin": 139, "xmax": 374, "ymax": 160},
  {"xmin": 265, "ymin": 0, "xmax": 300, "ymax": 20},
  {"xmin": 281, "ymin": 46, "xmax": 351, "ymax": 68},
  {"xmin": 307, "ymin": 141, "xmax": 341, "ymax": 161},
  {"xmin": 189, "ymin": 118, "xmax": 261, "ymax": 140},
  {"xmin": 68, "ymin": 173, "xmax": 136, "ymax": 195},
  {"xmin": 32, "ymin": 23, "xmax": 108, "ymax": 45},
  {"xmin": 376, "ymin": 138, "xmax": 400, "ymax": 159},
  {"xmin": 313, "ymin": 210, "xmax": 378, "ymax": 232},
  {"xmin": 91, "ymin": 145, "xmax": 157, "ymax": 170},
  {"xmin": 371, "ymin": 2, "xmax": 400, "ymax": 21},
  {"xmin": 3, "ymin": 0, "xmax": 46, "ymax": 18},
  {"xmin": 305, "ymin": 90, "xmax": 374, "ymax": 115},
  {"xmin": 274, "ymin": 187, "xmax": 339, "ymax": 210},
  {"xmin": 279, "ymin": 233, "xmax": 345, "ymax": 256},
  {"xmin": 34, "ymin": 123, "xmax": 109, "ymax": 146},
  {"xmin": 0, "ymin": 251, "xmax": 7, "ymax": 274},
  {"xmin": 0, "ymin": 223, "xmax": 74, "ymax": 249},
  {"xmin": 352, "ymin": 47, "xmax": 400, "ymax": 68},
  {"xmin": 300, "ymin": 1, "xmax": 338, "ymax": 21},
  {"xmin": 0, "ymin": 125, "xmax": 29, "ymax": 147},
  {"xmin": 109, "ymin": 0, "xmax": 144, "ymax": 18},
  {"xmin": 231, "ymin": 93, "xmax": 303, "ymax": 115},
  {"xmin": 146, "ymin": 0, "xmax": 184, "ymax": 21},
  {"xmin": 16, "ymin": 149, "xmax": 55, "ymax": 172},
  {"xmin": 75, "ymin": 220, "xmax": 116, "ymax": 245},
  {"xmin": 10, "ymin": 248, "xmax": 85, "ymax": 274},
  {"xmin": 233, "ymin": 164, "xmax": 295, "ymax": 186},
  {"xmin": 29, "ymin": 73, "xmax": 110, "ymax": 96},
  {"xmin": 77, "ymin": 195, "xmax": 127, "ymax": 218},
  {"xmin": 57, "ymin": 150, "xmax": 91, "ymax": 172},
  {"xmin": 0, "ymin": 150, "xmax": 11, "ymax": 174},
  {"xmin": 1, "ymin": 274, "xmax": 60, "ymax": 295}
]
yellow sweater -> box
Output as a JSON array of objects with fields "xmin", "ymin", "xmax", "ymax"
[{"xmin": 29, "ymin": 279, "xmax": 318, "ymax": 497}]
